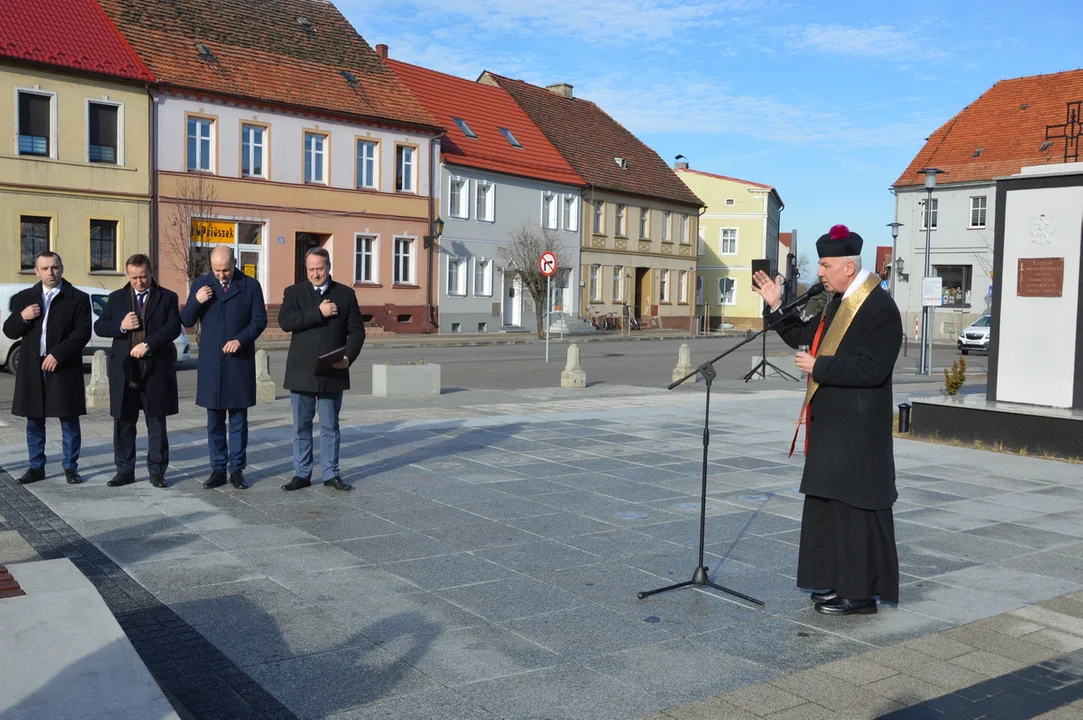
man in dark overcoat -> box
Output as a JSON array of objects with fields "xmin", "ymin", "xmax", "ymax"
[
  {"xmin": 2, "ymin": 252, "xmax": 92, "ymax": 485},
  {"xmin": 278, "ymin": 247, "xmax": 364, "ymax": 492},
  {"xmin": 180, "ymin": 246, "xmax": 267, "ymax": 490},
  {"xmin": 94, "ymin": 254, "xmax": 182, "ymax": 489},
  {"xmin": 753, "ymin": 225, "xmax": 903, "ymax": 615}
]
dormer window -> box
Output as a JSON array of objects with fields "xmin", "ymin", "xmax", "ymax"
[
  {"xmin": 614, "ymin": 157, "xmax": 627, "ymax": 169},
  {"xmin": 453, "ymin": 118, "xmax": 477, "ymax": 139}
]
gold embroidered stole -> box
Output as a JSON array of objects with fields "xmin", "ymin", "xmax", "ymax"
[{"xmin": 789, "ymin": 273, "xmax": 881, "ymax": 455}]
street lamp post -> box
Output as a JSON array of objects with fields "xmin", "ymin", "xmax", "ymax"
[
  {"xmin": 886, "ymin": 222, "xmax": 903, "ymax": 300},
  {"xmin": 423, "ymin": 217, "xmax": 445, "ymax": 332},
  {"xmin": 917, "ymin": 168, "xmax": 944, "ymax": 375}
]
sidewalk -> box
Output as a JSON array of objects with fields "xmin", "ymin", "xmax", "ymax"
[{"xmin": 2, "ymin": 384, "xmax": 1081, "ymax": 719}]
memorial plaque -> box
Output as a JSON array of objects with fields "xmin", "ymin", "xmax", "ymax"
[{"xmin": 1017, "ymin": 257, "xmax": 1064, "ymax": 297}]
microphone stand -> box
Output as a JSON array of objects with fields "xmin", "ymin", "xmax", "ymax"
[{"xmin": 637, "ymin": 297, "xmax": 813, "ymax": 606}]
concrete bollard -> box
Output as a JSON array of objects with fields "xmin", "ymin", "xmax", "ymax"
[
  {"xmin": 255, "ymin": 349, "xmax": 276, "ymax": 403},
  {"xmin": 672, "ymin": 342, "xmax": 694, "ymax": 383},
  {"xmin": 85, "ymin": 350, "xmax": 110, "ymax": 409},
  {"xmin": 560, "ymin": 343, "xmax": 586, "ymax": 389}
]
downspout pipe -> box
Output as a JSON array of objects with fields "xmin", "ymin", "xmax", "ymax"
[
  {"xmin": 427, "ymin": 132, "xmax": 445, "ymax": 332},
  {"xmin": 148, "ymin": 86, "xmax": 160, "ymax": 273}
]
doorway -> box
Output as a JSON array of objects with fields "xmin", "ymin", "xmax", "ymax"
[
  {"xmin": 502, "ymin": 272, "xmax": 522, "ymax": 327},
  {"xmin": 295, "ymin": 232, "xmax": 323, "ymax": 283},
  {"xmin": 634, "ymin": 267, "xmax": 649, "ymax": 318}
]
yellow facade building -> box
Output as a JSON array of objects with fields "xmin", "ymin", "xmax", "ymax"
[
  {"xmin": 675, "ymin": 166, "xmax": 784, "ymax": 330},
  {"xmin": 1, "ymin": 4, "xmax": 154, "ymax": 289}
]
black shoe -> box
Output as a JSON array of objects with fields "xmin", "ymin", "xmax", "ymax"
[
  {"xmin": 107, "ymin": 473, "xmax": 136, "ymax": 487},
  {"xmin": 281, "ymin": 476, "xmax": 311, "ymax": 491},
  {"xmin": 64, "ymin": 468, "xmax": 83, "ymax": 485},
  {"xmin": 150, "ymin": 474, "xmax": 167, "ymax": 489},
  {"xmin": 323, "ymin": 477, "xmax": 352, "ymax": 492},
  {"xmin": 203, "ymin": 471, "xmax": 227, "ymax": 489},
  {"xmin": 17, "ymin": 467, "xmax": 45, "ymax": 484},
  {"xmin": 811, "ymin": 590, "xmax": 837, "ymax": 604},
  {"xmin": 229, "ymin": 470, "xmax": 248, "ymax": 490},
  {"xmin": 814, "ymin": 597, "xmax": 877, "ymax": 615}
]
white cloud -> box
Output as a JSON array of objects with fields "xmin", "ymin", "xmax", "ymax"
[{"xmin": 782, "ymin": 23, "xmax": 950, "ymax": 63}]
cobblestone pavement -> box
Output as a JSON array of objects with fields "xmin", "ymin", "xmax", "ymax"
[{"xmin": 2, "ymin": 384, "xmax": 1083, "ymax": 719}]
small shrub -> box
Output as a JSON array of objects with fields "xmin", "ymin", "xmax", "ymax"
[{"xmin": 942, "ymin": 356, "xmax": 967, "ymax": 396}]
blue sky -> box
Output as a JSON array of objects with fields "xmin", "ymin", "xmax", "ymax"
[{"xmin": 343, "ymin": 0, "xmax": 1083, "ymax": 265}]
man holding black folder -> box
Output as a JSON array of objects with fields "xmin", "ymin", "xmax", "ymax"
[{"xmin": 278, "ymin": 248, "xmax": 365, "ymax": 492}]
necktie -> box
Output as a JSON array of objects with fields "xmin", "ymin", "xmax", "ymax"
[
  {"xmin": 317, "ymin": 287, "xmax": 324, "ymax": 296},
  {"xmin": 137, "ymin": 291, "xmax": 146, "ymax": 314},
  {"xmin": 40, "ymin": 289, "xmax": 56, "ymax": 355},
  {"xmin": 222, "ymin": 282, "xmax": 230, "ymax": 294}
]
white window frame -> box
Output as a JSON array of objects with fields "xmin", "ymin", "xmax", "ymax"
[
  {"xmin": 304, "ymin": 131, "xmax": 328, "ymax": 184},
  {"xmin": 476, "ymin": 181, "xmax": 494, "ymax": 222},
  {"xmin": 473, "ymin": 257, "xmax": 493, "ymax": 297},
  {"xmin": 447, "ymin": 255, "xmax": 467, "ymax": 296},
  {"xmin": 662, "ymin": 210, "xmax": 671, "ymax": 241},
  {"xmin": 612, "ymin": 265, "xmax": 623, "ymax": 302},
  {"xmin": 589, "ymin": 264, "xmax": 601, "ymax": 301},
  {"xmin": 563, "ymin": 194, "xmax": 579, "ymax": 232},
  {"xmin": 396, "ymin": 145, "xmax": 417, "ymax": 193},
  {"xmin": 357, "ymin": 139, "xmax": 378, "ymax": 189},
  {"xmin": 87, "ymin": 98, "xmax": 124, "ymax": 165},
  {"xmin": 922, "ymin": 198, "xmax": 938, "ymax": 231},
  {"xmin": 393, "ymin": 236, "xmax": 416, "ymax": 285},
  {"xmin": 660, "ymin": 269, "xmax": 670, "ymax": 303},
  {"xmin": 240, "ymin": 123, "xmax": 265, "ymax": 178},
  {"xmin": 593, "ymin": 200, "xmax": 604, "ymax": 234},
  {"xmin": 187, "ymin": 116, "xmax": 214, "ymax": 172},
  {"xmin": 615, "ymin": 204, "xmax": 626, "ymax": 237},
  {"xmin": 354, "ymin": 234, "xmax": 378, "ymax": 284},
  {"xmin": 449, "ymin": 176, "xmax": 468, "ymax": 219},
  {"xmin": 680, "ymin": 214, "xmax": 689, "ymax": 244},
  {"xmin": 15, "ymin": 87, "xmax": 58, "ymax": 159},
  {"xmin": 718, "ymin": 276, "xmax": 736, "ymax": 306},
  {"xmin": 541, "ymin": 192, "xmax": 558, "ymax": 230},
  {"xmin": 720, "ymin": 227, "xmax": 738, "ymax": 255},
  {"xmin": 639, "ymin": 208, "xmax": 649, "ymax": 238},
  {"xmin": 969, "ymin": 196, "xmax": 987, "ymax": 229},
  {"xmin": 677, "ymin": 270, "xmax": 688, "ymax": 303}
]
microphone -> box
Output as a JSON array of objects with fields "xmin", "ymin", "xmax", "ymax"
[{"xmin": 774, "ymin": 282, "xmax": 825, "ymax": 316}]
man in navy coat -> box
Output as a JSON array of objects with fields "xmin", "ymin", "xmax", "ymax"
[
  {"xmin": 181, "ymin": 246, "xmax": 267, "ymax": 490},
  {"xmin": 94, "ymin": 254, "xmax": 182, "ymax": 489}
]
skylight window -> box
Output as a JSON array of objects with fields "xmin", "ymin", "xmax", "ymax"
[
  {"xmin": 298, "ymin": 17, "xmax": 316, "ymax": 34},
  {"xmin": 1020, "ymin": 103, "xmax": 1030, "ymax": 110},
  {"xmin": 499, "ymin": 128, "xmax": 522, "ymax": 148},
  {"xmin": 453, "ymin": 118, "xmax": 477, "ymax": 139},
  {"xmin": 1040, "ymin": 141, "xmax": 1054, "ymax": 152},
  {"xmin": 972, "ymin": 148, "xmax": 984, "ymax": 157},
  {"xmin": 614, "ymin": 157, "xmax": 627, "ymax": 169},
  {"xmin": 195, "ymin": 43, "xmax": 216, "ymax": 61},
  {"xmin": 342, "ymin": 70, "xmax": 359, "ymax": 87}
]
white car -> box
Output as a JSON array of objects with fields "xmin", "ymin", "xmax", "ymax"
[
  {"xmin": 0, "ymin": 283, "xmax": 190, "ymax": 375},
  {"xmin": 957, "ymin": 315, "xmax": 991, "ymax": 355}
]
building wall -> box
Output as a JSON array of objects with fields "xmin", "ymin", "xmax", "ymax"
[
  {"xmin": 677, "ymin": 172, "xmax": 778, "ymax": 330},
  {"xmin": 0, "ymin": 64, "xmax": 151, "ymax": 287},
  {"xmin": 437, "ymin": 163, "xmax": 581, "ymax": 333},
  {"xmin": 580, "ymin": 189, "xmax": 699, "ymax": 329},
  {"xmin": 893, "ymin": 182, "xmax": 995, "ymax": 341},
  {"xmin": 155, "ymin": 93, "xmax": 437, "ymax": 332}
]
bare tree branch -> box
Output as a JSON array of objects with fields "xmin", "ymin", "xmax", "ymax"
[
  {"xmin": 498, "ymin": 224, "xmax": 572, "ymax": 339},
  {"xmin": 163, "ymin": 173, "xmax": 218, "ymax": 287}
]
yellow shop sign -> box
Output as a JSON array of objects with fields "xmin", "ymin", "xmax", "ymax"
[{"xmin": 189, "ymin": 220, "xmax": 236, "ymax": 242}]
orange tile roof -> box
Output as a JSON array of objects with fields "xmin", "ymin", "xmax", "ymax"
[
  {"xmin": 485, "ymin": 73, "xmax": 703, "ymax": 208},
  {"xmin": 386, "ymin": 60, "xmax": 584, "ymax": 187},
  {"xmin": 95, "ymin": 0, "xmax": 439, "ymax": 131},
  {"xmin": 895, "ymin": 69, "xmax": 1083, "ymax": 187},
  {"xmin": 0, "ymin": 0, "xmax": 152, "ymax": 81},
  {"xmin": 779, "ymin": 232, "xmax": 793, "ymax": 250}
]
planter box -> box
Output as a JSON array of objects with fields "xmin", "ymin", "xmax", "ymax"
[{"xmin": 372, "ymin": 363, "xmax": 441, "ymax": 396}]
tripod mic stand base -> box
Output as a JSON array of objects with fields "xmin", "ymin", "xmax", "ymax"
[{"xmin": 638, "ymin": 565, "xmax": 765, "ymax": 607}]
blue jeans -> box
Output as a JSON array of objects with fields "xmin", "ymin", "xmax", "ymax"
[
  {"xmin": 207, "ymin": 408, "xmax": 248, "ymax": 472},
  {"xmin": 26, "ymin": 416, "xmax": 81, "ymax": 471},
  {"xmin": 291, "ymin": 391, "xmax": 342, "ymax": 480}
]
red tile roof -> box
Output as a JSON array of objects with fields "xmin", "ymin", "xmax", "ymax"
[
  {"xmin": 676, "ymin": 167, "xmax": 775, "ymax": 190},
  {"xmin": 779, "ymin": 232, "xmax": 793, "ymax": 250},
  {"xmin": 895, "ymin": 69, "xmax": 1083, "ymax": 187},
  {"xmin": 484, "ymin": 73, "xmax": 703, "ymax": 208},
  {"xmin": 95, "ymin": 0, "xmax": 438, "ymax": 131},
  {"xmin": 0, "ymin": 0, "xmax": 152, "ymax": 81},
  {"xmin": 387, "ymin": 60, "xmax": 584, "ymax": 187}
]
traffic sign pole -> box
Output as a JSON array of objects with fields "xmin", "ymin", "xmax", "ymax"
[{"xmin": 545, "ymin": 275, "xmax": 551, "ymax": 362}]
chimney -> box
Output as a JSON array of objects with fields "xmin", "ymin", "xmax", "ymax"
[
  {"xmin": 375, "ymin": 44, "xmax": 388, "ymax": 59},
  {"xmin": 674, "ymin": 161, "xmax": 689, "ymax": 170},
  {"xmin": 546, "ymin": 83, "xmax": 573, "ymax": 98}
]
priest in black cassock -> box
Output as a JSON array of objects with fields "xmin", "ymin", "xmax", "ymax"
[{"xmin": 753, "ymin": 225, "xmax": 902, "ymax": 615}]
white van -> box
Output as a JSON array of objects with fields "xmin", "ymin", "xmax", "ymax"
[{"xmin": 0, "ymin": 283, "xmax": 190, "ymax": 375}]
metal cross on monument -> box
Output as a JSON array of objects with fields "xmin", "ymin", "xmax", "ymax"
[{"xmin": 1045, "ymin": 100, "xmax": 1082, "ymax": 163}]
